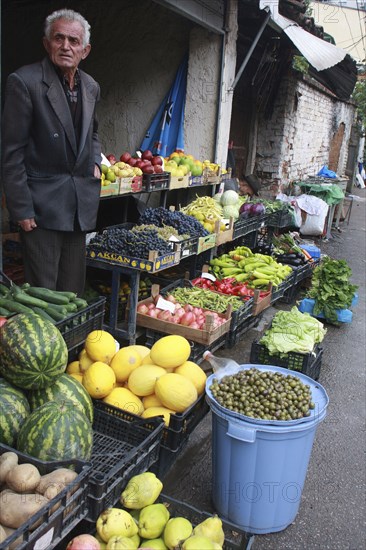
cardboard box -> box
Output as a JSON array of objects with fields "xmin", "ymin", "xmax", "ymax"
[
  {"xmin": 169, "ymin": 174, "xmax": 189, "ymax": 190},
  {"xmin": 100, "ymin": 182, "xmax": 120, "ymax": 197},
  {"xmin": 118, "ymin": 175, "xmax": 143, "ymax": 194},
  {"xmin": 189, "ymin": 175, "xmax": 204, "ymax": 187}
]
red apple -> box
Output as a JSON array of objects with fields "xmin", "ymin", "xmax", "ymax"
[
  {"xmin": 120, "ymin": 152, "xmax": 131, "ymax": 163},
  {"xmin": 135, "ymin": 159, "xmax": 145, "ymax": 169},
  {"xmin": 66, "ymin": 534, "xmax": 101, "ymax": 550},
  {"xmin": 153, "ymin": 165, "xmax": 163, "ymax": 173},
  {"xmin": 142, "ymin": 165, "xmax": 154, "ymax": 174},
  {"xmin": 152, "ymin": 156, "xmax": 163, "ymax": 166},
  {"xmin": 128, "ymin": 157, "xmax": 137, "ymax": 167},
  {"xmin": 106, "ymin": 154, "xmax": 116, "ymax": 165},
  {"xmin": 142, "ymin": 149, "xmax": 153, "ymax": 161}
]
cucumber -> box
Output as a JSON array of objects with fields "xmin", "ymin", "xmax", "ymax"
[
  {"xmin": 63, "ymin": 302, "xmax": 78, "ymax": 313},
  {"xmin": 0, "ymin": 298, "xmax": 34, "ymax": 315},
  {"xmin": 0, "ymin": 307, "xmax": 11, "ymax": 316},
  {"xmin": 12, "ymin": 288, "xmax": 50, "ymax": 309},
  {"xmin": 32, "ymin": 306, "xmax": 57, "ymax": 324},
  {"xmin": 72, "ymin": 297, "xmax": 89, "ymax": 309},
  {"xmin": 45, "ymin": 306, "xmax": 68, "ymax": 322},
  {"xmin": 55, "ymin": 290, "xmax": 77, "ymax": 300},
  {"xmin": 43, "ymin": 303, "xmax": 69, "ymax": 315},
  {"xmin": 26, "ymin": 287, "xmax": 70, "ymax": 305},
  {"xmin": 0, "ymin": 283, "xmax": 10, "ymax": 296}
]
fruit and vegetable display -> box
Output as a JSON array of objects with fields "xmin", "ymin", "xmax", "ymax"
[
  {"xmin": 306, "ymin": 257, "xmax": 358, "ymax": 323},
  {"xmin": 66, "ymin": 471, "xmax": 226, "ymax": 549},
  {"xmin": 107, "ymin": 149, "xmax": 165, "ymax": 175},
  {"xmin": 138, "ymin": 207, "xmax": 209, "ymax": 238},
  {"xmin": 209, "ymin": 246, "xmax": 293, "ymax": 288},
  {"xmin": 212, "ymin": 190, "xmax": 245, "ymax": 221},
  {"xmin": 67, "ymin": 332, "xmax": 206, "ymax": 424},
  {"xmin": 163, "ymin": 287, "xmax": 245, "ymax": 314},
  {"xmin": 0, "ymin": 282, "xmax": 89, "ymax": 322},
  {"xmin": 259, "ymin": 307, "xmax": 326, "ymax": 356},
  {"xmin": 209, "ymin": 367, "xmax": 315, "ymax": 421},
  {"xmin": 272, "ymin": 234, "xmax": 313, "ymax": 266},
  {"xmin": 191, "ymin": 276, "xmax": 268, "ymax": 299}
]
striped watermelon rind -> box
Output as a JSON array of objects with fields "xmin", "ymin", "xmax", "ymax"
[
  {"xmin": 0, "ymin": 378, "xmax": 30, "ymax": 446},
  {"xmin": 28, "ymin": 373, "xmax": 94, "ymax": 424},
  {"xmin": 0, "ymin": 313, "xmax": 68, "ymax": 390},
  {"xmin": 17, "ymin": 401, "xmax": 93, "ymax": 462}
]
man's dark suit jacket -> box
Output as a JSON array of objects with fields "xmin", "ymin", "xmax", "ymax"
[{"xmin": 1, "ymin": 56, "xmax": 102, "ymax": 232}]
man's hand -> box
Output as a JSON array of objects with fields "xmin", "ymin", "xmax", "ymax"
[
  {"xmin": 18, "ymin": 218, "xmax": 37, "ymax": 232},
  {"xmin": 94, "ymin": 164, "xmax": 101, "ymax": 178}
]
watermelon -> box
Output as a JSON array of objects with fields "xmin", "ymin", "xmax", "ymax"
[
  {"xmin": 0, "ymin": 313, "xmax": 68, "ymax": 390},
  {"xmin": 0, "ymin": 377, "xmax": 30, "ymax": 446},
  {"xmin": 28, "ymin": 374, "xmax": 94, "ymax": 424},
  {"xmin": 17, "ymin": 401, "xmax": 93, "ymax": 462}
]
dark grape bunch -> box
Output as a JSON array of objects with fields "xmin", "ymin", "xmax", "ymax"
[
  {"xmin": 138, "ymin": 207, "xmax": 209, "ymax": 237},
  {"xmin": 87, "ymin": 226, "xmax": 173, "ymax": 258}
]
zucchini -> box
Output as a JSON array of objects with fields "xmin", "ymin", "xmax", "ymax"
[
  {"xmin": 63, "ymin": 302, "xmax": 78, "ymax": 313},
  {"xmin": 56, "ymin": 290, "xmax": 77, "ymax": 300},
  {"xmin": 12, "ymin": 288, "xmax": 50, "ymax": 309},
  {"xmin": 42, "ymin": 303, "xmax": 69, "ymax": 315},
  {"xmin": 26, "ymin": 287, "xmax": 70, "ymax": 305},
  {"xmin": 32, "ymin": 306, "xmax": 57, "ymax": 324},
  {"xmin": 0, "ymin": 298, "xmax": 34, "ymax": 315}
]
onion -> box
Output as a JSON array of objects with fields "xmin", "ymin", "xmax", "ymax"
[
  {"xmin": 174, "ymin": 307, "xmax": 185, "ymax": 319},
  {"xmin": 184, "ymin": 304, "xmax": 194, "ymax": 312},
  {"xmin": 137, "ymin": 304, "xmax": 149, "ymax": 314},
  {"xmin": 250, "ymin": 203, "xmax": 266, "ymax": 216},
  {"xmin": 180, "ymin": 312, "xmax": 195, "ymax": 326},
  {"xmin": 166, "ymin": 294, "xmax": 177, "ymax": 303},
  {"xmin": 239, "ymin": 202, "xmax": 252, "ymax": 215},
  {"xmin": 189, "ymin": 322, "xmax": 200, "ymax": 329},
  {"xmin": 157, "ymin": 310, "xmax": 173, "ymax": 322},
  {"xmin": 148, "ymin": 308, "xmax": 158, "ymax": 318}
]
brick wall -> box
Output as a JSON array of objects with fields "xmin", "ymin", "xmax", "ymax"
[{"xmin": 255, "ymin": 73, "xmax": 356, "ymax": 189}]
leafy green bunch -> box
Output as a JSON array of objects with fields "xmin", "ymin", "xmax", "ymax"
[{"xmin": 308, "ymin": 257, "xmax": 358, "ymax": 323}]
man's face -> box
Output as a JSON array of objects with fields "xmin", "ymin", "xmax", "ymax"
[
  {"xmin": 238, "ymin": 180, "xmax": 254, "ymax": 196},
  {"xmin": 43, "ymin": 18, "xmax": 91, "ymax": 73}
]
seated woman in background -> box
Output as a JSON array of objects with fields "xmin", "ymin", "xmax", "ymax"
[{"xmin": 238, "ymin": 174, "xmax": 261, "ymax": 197}]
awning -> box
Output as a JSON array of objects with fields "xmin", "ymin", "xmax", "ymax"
[{"xmin": 259, "ymin": 2, "xmax": 357, "ymax": 100}]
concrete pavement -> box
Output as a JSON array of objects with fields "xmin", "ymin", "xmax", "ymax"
[{"xmin": 163, "ymin": 188, "xmax": 366, "ymax": 549}]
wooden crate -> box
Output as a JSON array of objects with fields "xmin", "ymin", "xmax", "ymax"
[
  {"xmin": 252, "ymin": 284, "xmax": 272, "ymax": 315},
  {"xmin": 169, "ymin": 174, "xmax": 189, "ymax": 190},
  {"xmin": 100, "ymin": 182, "xmax": 120, "ymax": 196},
  {"xmin": 215, "ymin": 218, "xmax": 234, "ymax": 246}
]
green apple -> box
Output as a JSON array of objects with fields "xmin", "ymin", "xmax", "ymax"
[
  {"xmin": 101, "ymin": 164, "xmax": 109, "ymax": 175},
  {"xmin": 106, "ymin": 170, "xmax": 117, "ymax": 183}
]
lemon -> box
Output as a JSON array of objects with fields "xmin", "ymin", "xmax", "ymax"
[
  {"xmin": 110, "ymin": 347, "xmax": 142, "ymax": 383},
  {"xmin": 85, "ymin": 330, "xmax": 117, "ymax": 364},
  {"xmin": 83, "ymin": 361, "xmax": 116, "ymax": 398}
]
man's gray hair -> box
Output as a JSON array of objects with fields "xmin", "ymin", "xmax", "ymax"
[{"xmin": 44, "ymin": 9, "xmax": 91, "ymax": 47}]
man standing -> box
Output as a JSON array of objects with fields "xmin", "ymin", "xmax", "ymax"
[{"xmin": 1, "ymin": 9, "xmax": 101, "ymax": 295}]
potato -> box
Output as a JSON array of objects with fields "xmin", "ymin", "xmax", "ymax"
[
  {"xmin": 6, "ymin": 463, "xmax": 41, "ymax": 493},
  {"xmin": 0, "ymin": 492, "xmax": 49, "ymax": 529},
  {"xmin": 36, "ymin": 468, "xmax": 78, "ymax": 495},
  {"xmin": 0, "ymin": 453, "xmax": 18, "ymax": 484},
  {"xmin": 1, "ymin": 525, "xmax": 23, "ymax": 550}
]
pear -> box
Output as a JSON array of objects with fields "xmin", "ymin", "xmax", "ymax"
[
  {"xmin": 121, "ymin": 472, "xmax": 163, "ymax": 509},
  {"xmin": 138, "ymin": 503, "xmax": 170, "ymax": 539},
  {"xmin": 96, "ymin": 508, "xmax": 138, "ymax": 542},
  {"xmin": 192, "ymin": 515, "xmax": 225, "ymax": 546},
  {"xmin": 106, "ymin": 535, "xmax": 137, "ymax": 549},
  {"xmin": 182, "ymin": 535, "xmax": 216, "ymax": 549},
  {"xmin": 139, "ymin": 537, "xmax": 168, "ymax": 549},
  {"xmin": 163, "ymin": 517, "xmax": 193, "ymax": 550}
]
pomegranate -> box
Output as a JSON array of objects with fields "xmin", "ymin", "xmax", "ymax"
[{"xmin": 66, "ymin": 534, "xmax": 101, "ymax": 550}]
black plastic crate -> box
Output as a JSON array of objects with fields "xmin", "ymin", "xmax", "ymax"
[
  {"xmin": 178, "ymin": 235, "xmax": 199, "ymax": 259},
  {"xmin": 270, "ymin": 271, "xmax": 296, "ymax": 303},
  {"xmin": 93, "ymin": 391, "xmax": 209, "ymax": 455},
  {"xmin": 55, "ymin": 296, "xmax": 106, "ymax": 354},
  {"xmin": 250, "ymin": 341, "xmax": 323, "ymax": 380},
  {"xmin": 225, "ymin": 313, "xmax": 263, "ymax": 349},
  {"xmin": 230, "ymin": 297, "xmax": 253, "ymax": 332},
  {"xmin": 86, "ymin": 407, "xmax": 165, "ymax": 521},
  {"xmin": 267, "ymin": 208, "xmax": 295, "ymax": 228},
  {"xmin": 0, "ymin": 444, "xmax": 91, "ymax": 550},
  {"xmin": 232, "ymin": 215, "xmax": 267, "ymax": 239},
  {"xmin": 157, "ymin": 494, "xmax": 253, "ymax": 549},
  {"xmin": 142, "ymin": 172, "xmax": 170, "ymax": 192}
]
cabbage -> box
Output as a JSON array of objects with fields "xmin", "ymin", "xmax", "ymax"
[
  {"xmin": 220, "ymin": 190, "xmax": 239, "ymax": 206},
  {"xmin": 213, "ymin": 193, "xmax": 223, "ymax": 203},
  {"xmin": 222, "ymin": 205, "xmax": 240, "ymax": 220}
]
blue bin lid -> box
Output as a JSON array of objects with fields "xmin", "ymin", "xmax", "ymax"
[{"xmin": 205, "ymin": 363, "xmax": 329, "ymax": 427}]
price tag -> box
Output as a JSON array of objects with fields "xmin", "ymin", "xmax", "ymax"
[
  {"xmin": 169, "ymin": 235, "xmax": 180, "ymax": 242},
  {"xmin": 34, "ymin": 528, "xmax": 54, "ymax": 550},
  {"xmin": 156, "ymin": 296, "xmax": 176, "ymax": 313},
  {"xmin": 201, "ymin": 272, "xmax": 216, "ymax": 281},
  {"xmin": 260, "ymin": 221, "xmax": 266, "ymax": 227}
]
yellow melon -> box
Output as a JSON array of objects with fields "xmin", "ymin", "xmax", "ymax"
[
  {"xmin": 155, "ymin": 373, "xmax": 198, "ymax": 413},
  {"xmin": 110, "ymin": 347, "xmax": 142, "ymax": 383},
  {"xmin": 128, "ymin": 345, "xmax": 151, "ymax": 359},
  {"xmin": 84, "ymin": 330, "xmax": 117, "ymax": 365},
  {"xmin": 141, "ymin": 406, "xmax": 174, "ymax": 426},
  {"xmin": 78, "ymin": 349, "xmax": 95, "ymax": 373},
  {"xmin": 66, "ymin": 360, "xmax": 81, "ymax": 375},
  {"xmin": 82, "ymin": 361, "xmax": 116, "ymax": 398},
  {"xmin": 103, "ymin": 387, "xmax": 144, "ymax": 416},
  {"xmin": 141, "ymin": 353, "xmax": 153, "ymax": 365},
  {"xmin": 142, "ymin": 394, "xmax": 163, "ymax": 408},
  {"xmin": 150, "ymin": 335, "xmax": 191, "ymax": 369},
  {"xmin": 69, "ymin": 373, "xmax": 83, "ymax": 383},
  {"xmin": 128, "ymin": 365, "xmax": 166, "ymax": 397},
  {"xmin": 174, "ymin": 361, "xmax": 207, "ymax": 395}
]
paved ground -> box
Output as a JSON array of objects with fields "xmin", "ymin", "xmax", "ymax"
[{"xmin": 163, "ymin": 188, "xmax": 366, "ymax": 549}]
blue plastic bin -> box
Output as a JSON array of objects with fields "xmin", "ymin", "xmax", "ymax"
[{"xmin": 206, "ymin": 364, "xmax": 329, "ymax": 534}]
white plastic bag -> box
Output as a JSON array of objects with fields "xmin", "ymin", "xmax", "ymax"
[{"xmin": 296, "ymin": 195, "xmax": 329, "ymax": 236}]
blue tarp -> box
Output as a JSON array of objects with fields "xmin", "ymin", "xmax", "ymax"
[{"xmin": 140, "ymin": 54, "xmax": 188, "ymax": 157}]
